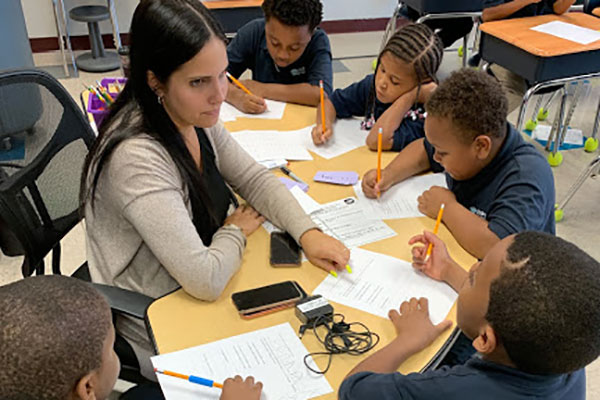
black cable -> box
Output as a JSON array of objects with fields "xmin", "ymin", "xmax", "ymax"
[{"xmin": 302, "ymin": 313, "xmax": 380, "ymax": 374}]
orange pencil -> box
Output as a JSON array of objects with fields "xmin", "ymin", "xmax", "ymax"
[
  {"xmin": 425, "ymin": 203, "xmax": 445, "ymax": 261},
  {"xmin": 226, "ymin": 72, "xmax": 254, "ymax": 96},
  {"xmin": 319, "ymin": 80, "xmax": 326, "ymax": 141},
  {"xmin": 154, "ymin": 368, "xmax": 223, "ymax": 389},
  {"xmin": 376, "ymin": 128, "xmax": 382, "ymax": 197}
]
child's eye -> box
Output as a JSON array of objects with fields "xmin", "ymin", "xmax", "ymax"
[
  {"xmin": 290, "ymin": 46, "xmax": 300, "ymax": 52},
  {"xmin": 390, "ymin": 78, "xmax": 399, "ymax": 86},
  {"xmin": 271, "ymin": 41, "xmax": 280, "ymax": 47}
]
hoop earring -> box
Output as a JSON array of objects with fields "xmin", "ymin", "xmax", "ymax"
[{"xmin": 157, "ymin": 95, "xmax": 163, "ymax": 105}]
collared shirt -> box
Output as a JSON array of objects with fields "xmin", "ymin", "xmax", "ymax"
[
  {"xmin": 483, "ymin": 0, "xmax": 558, "ymax": 19},
  {"xmin": 226, "ymin": 18, "xmax": 333, "ymax": 94},
  {"xmin": 339, "ymin": 357, "xmax": 585, "ymax": 400},
  {"xmin": 331, "ymin": 74, "xmax": 426, "ymax": 151},
  {"xmin": 424, "ymin": 123, "xmax": 555, "ymax": 238}
]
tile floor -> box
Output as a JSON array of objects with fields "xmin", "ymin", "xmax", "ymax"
[{"xmin": 1, "ymin": 29, "xmax": 599, "ymax": 398}]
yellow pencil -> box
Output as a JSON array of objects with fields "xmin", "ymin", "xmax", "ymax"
[
  {"xmin": 425, "ymin": 204, "xmax": 445, "ymax": 260},
  {"xmin": 226, "ymin": 72, "xmax": 254, "ymax": 96},
  {"xmin": 319, "ymin": 80, "xmax": 326, "ymax": 141},
  {"xmin": 376, "ymin": 128, "xmax": 383, "ymax": 198}
]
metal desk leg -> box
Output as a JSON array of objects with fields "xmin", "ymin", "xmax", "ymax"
[
  {"xmin": 107, "ymin": 0, "xmax": 122, "ymax": 50},
  {"xmin": 516, "ymin": 85, "xmax": 537, "ymax": 133},
  {"xmin": 555, "ymin": 156, "xmax": 600, "ymax": 221},
  {"xmin": 462, "ymin": 32, "xmax": 470, "ymax": 68},
  {"xmin": 547, "ymin": 90, "xmax": 569, "ymax": 166},
  {"xmin": 584, "ymin": 98, "xmax": 600, "ymax": 152},
  {"xmin": 57, "ymin": 0, "xmax": 78, "ymax": 77}
]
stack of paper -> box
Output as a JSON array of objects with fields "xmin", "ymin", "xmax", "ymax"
[
  {"xmin": 151, "ymin": 323, "xmax": 333, "ymax": 400},
  {"xmin": 353, "ymin": 173, "xmax": 448, "ymax": 219},
  {"xmin": 313, "ymin": 248, "xmax": 457, "ymax": 325},
  {"xmin": 220, "ymin": 100, "xmax": 287, "ymax": 122}
]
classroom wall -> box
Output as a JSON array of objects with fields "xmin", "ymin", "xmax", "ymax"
[{"xmin": 21, "ymin": 0, "xmax": 397, "ymax": 39}]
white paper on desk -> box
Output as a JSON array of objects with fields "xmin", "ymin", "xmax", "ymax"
[
  {"xmin": 532, "ymin": 124, "xmax": 584, "ymax": 145},
  {"xmin": 232, "ymin": 128, "xmax": 313, "ymax": 162},
  {"xmin": 531, "ymin": 21, "xmax": 600, "ymax": 45},
  {"xmin": 220, "ymin": 100, "xmax": 287, "ymax": 122},
  {"xmin": 151, "ymin": 323, "xmax": 332, "ymax": 400},
  {"xmin": 313, "ymin": 248, "xmax": 457, "ymax": 325},
  {"xmin": 353, "ymin": 173, "xmax": 448, "ymax": 220},
  {"xmin": 309, "ymin": 197, "xmax": 397, "ymax": 248},
  {"xmin": 303, "ymin": 119, "xmax": 367, "ymax": 159},
  {"xmin": 262, "ymin": 186, "xmax": 321, "ymax": 234}
]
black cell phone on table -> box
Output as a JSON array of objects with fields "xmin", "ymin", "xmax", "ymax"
[
  {"xmin": 232, "ymin": 281, "xmax": 306, "ymax": 315},
  {"xmin": 270, "ymin": 231, "xmax": 301, "ymax": 267}
]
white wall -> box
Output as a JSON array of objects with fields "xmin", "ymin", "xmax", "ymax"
[{"xmin": 21, "ymin": 0, "xmax": 397, "ymax": 39}]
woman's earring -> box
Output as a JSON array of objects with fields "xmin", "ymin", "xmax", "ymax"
[{"xmin": 157, "ymin": 95, "xmax": 163, "ymax": 105}]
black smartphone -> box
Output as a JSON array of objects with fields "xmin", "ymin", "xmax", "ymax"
[
  {"xmin": 270, "ymin": 231, "xmax": 301, "ymax": 267},
  {"xmin": 232, "ymin": 281, "xmax": 305, "ymax": 315}
]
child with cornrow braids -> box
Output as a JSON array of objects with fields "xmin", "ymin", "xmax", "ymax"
[{"xmin": 312, "ymin": 23, "xmax": 444, "ymax": 152}]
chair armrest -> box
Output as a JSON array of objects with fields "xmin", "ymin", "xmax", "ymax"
[{"xmin": 91, "ymin": 283, "xmax": 154, "ymax": 320}]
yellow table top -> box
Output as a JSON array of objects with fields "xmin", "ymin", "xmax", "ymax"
[{"xmin": 145, "ymin": 103, "xmax": 476, "ymax": 399}]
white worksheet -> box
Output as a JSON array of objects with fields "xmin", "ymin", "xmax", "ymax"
[
  {"xmin": 531, "ymin": 21, "xmax": 600, "ymax": 45},
  {"xmin": 220, "ymin": 100, "xmax": 287, "ymax": 122},
  {"xmin": 232, "ymin": 129, "xmax": 313, "ymax": 162},
  {"xmin": 262, "ymin": 186, "xmax": 322, "ymax": 234},
  {"xmin": 151, "ymin": 324, "xmax": 332, "ymax": 400},
  {"xmin": 313, "ymin": 248, "xmax": 457, "ymax": 325},
  {"xmin": 303, "ymin": 119, "xmax": 367, "ymax": 159},
  {"xmin": 532, "ymin": 124, "xmax": 584, "ymax": 146},
  {"xmin": 353, "ymin": 173, "xmax": 448, "ymax": 220},
  {"xmin": 309, "ymin": 197, "xmax": 397, "ymax": 248}
]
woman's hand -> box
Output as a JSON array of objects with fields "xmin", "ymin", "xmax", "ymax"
[
  {"xmin": 300, "ymin": 229, "xmax": 350, "ymax": 273},
  {"xmin": 224, "ymin": 205, "xmax": 265, "ymax": 237}
]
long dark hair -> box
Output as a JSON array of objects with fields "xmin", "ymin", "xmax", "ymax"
[
  {"xmin": 80, "ymin": 0, "xmax": 227, "ymax": 244},
  {"xmin": 366, "ymin": 23, "xmax": 444, "ymax": 124}
]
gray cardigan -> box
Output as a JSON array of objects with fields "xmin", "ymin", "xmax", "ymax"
[{"xmin": 84, "ymin": 122, "xmax": 316, "ymax": 368}]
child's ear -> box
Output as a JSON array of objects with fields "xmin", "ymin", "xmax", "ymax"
[
  {"xmin": 73, "ymin": 372, "xmax": 97, "ymax": 400},
  {"xmin": 473, "ymin": 135, "xmax": 492, "ymax": 159},
  {"xmin": 471, "ymin": 324, "xmax": 498, "ymax": 355}
]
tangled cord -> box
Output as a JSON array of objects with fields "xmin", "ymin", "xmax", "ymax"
[{"xmin": 302, "ymin": 313, "xmax": 380, "ymax": 374}]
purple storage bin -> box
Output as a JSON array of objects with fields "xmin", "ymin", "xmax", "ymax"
[{"xmin": 87, "ymin": 77, "xmax": 127, "ymax": 128}]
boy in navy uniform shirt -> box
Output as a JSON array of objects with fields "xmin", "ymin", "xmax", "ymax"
[
  {"xmin": 226, "ymin": 0, "xmax": 332, "ymax": 114},
  {"xmin": 339, "ymin": 231, "xmax": 600, "ymax": 400},
  {"xmin": 362, "ymin": 69, "xmax": 555, "ymax": 260},
  {"xmin": 0, "ymin": 276, "xmax": 263, "ymax": 400},
  {"xmin": 482, "ymin": 0, "xmax": 577, "ymax": 112}
]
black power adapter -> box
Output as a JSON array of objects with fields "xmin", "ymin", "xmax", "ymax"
[{"xmin": 295, "ymin": 295, "xmax": 334, "ymax": 337}]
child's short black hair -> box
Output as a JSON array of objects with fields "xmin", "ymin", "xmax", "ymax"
[
  {"xmin": 262, "ymin": 0, "xmax": 323, "ymax": 31},
  {"xmin": 487, "ymin": 231, "xmax": 600, "ymax": 375},
  {"xmin": 426, "ymin": 68, "xmax": 508, "ymax": 143},
  {"xmin": 0, "ymin": 275, "xmax": 112, "ymax": 400}
]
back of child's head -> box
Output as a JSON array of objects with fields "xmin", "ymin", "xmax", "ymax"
[
  {"xmin": 0, "ymin": 275, "xmax": 112, "ymax": 400},
  {"xmin": 379, "ymin": 23, "xmax": 444, "ymax": 86},
  {"xmin": 262, "ymin": 0, "xmax": 323, "ymax": 31},
  {"xmin": 426, "ymin": 68, "xmax": 508, "ymax": 143},
  {"xmin": 487, "ymin": 231, "xmax": 600, "ymax": 375}
]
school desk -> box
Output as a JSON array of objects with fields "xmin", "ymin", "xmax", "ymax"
[
  {"xmin": 480, "ymin": 13, "xmax": 600, "ymax": 163},
  {"xmin": 202, "ymin": 0, "xmax": 263, "ymax": 34},
  {"xmin": 400, "ymin": 0, "xmax": 483, "ymax": 67},
  {"xmin": 144, "ymin": 103, "xmax": 477, "ymax": 399}
]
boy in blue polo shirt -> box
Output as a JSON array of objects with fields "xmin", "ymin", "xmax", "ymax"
[
  {"xmin": 362, "ymin": 69, "xmax": 555, "ymax": 260},
  {"xmin": 339, "ymin": 231, "xmax": 600, "ymax": 400},
  {"xmin": 482, "ymin": 0, "xmax": 577, "ymax": 112},
  {"xmin": 226, "ymin": 0, "xmax": 332, "ymax": 114}
]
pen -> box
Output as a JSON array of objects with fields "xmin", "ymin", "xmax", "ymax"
[
  {"xmin": 154, "ymin": 368, "xmax": 223, "ymax": 389},
  {"xmin": 319, "ymin": 80, "xmax": 326, "ymax": 141},
  {"xmin": 425, "ymin": 203, "xmax": 445, "ymax": 261},
  {"xmin": 226, "ymin": 72, "xmax": 254, "ymax": 96},
  {"xmin": 280, "ymin": 166, "xmax": 308, "ymax": 187},
  {"xmin": 376, "ymin": 128, "xmax": 382, "ymax": 198}
]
